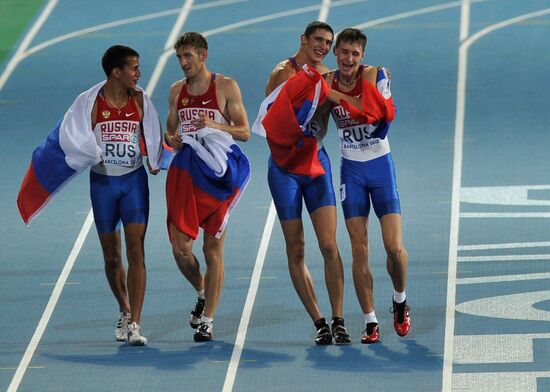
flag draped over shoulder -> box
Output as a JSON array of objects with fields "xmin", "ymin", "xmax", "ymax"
[
  {"xmin": 17, "ymin": 82, "xmax": 163, "ymax": 225},
  {"xmin": 340, "ymin": 67, "xmax": 395, "ymax": 139},
  {"xmin": 253, "ymin": 64, "xmax": 329, "ymax": 178},
  {"xmin": 166, "ymin": 128, "xmax": 250, "ymax": 240}
]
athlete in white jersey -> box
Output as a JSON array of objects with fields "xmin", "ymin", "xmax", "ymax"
[
  {"xmin": 165, "ymin": 32, "xmax": 250, "ymax": 342},
  {"xmin": 323, "ymin": 28, "xmax": 411, "ymax": 343}
]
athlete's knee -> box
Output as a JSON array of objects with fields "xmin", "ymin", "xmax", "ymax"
[
  {"xmin": 172, "ymin": 240, "xmax": 193, "ymax": 262},
  {"xmin": 104, "ymin": 257, "xmax": 123, "ymax": 269},
  {"xmin": 126, "ymin": 240, "xmax": 144, "ymax": 261},
  {"xmin": 202, "ymin": 245, "xmax": 223, "ymax": 266},
  {"xmin": 285, "ymin": 238, "xmax": 305, "ymax": 261},
  {"xmin": 351, "ymin": 241, "xmax": 369, "ymax": 261},
  {"xmin": 318, "ymin": 237, "xmax": 339, "ymax": 259},
  {"xmin": 385, "ymin": 242, "xmax": 406, "ymax": 261}
]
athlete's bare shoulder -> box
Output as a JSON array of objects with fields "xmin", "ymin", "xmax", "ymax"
[
  {"xmin": 323, "ymin": 69, "xmax": 336, "ymax": 84},
  {"xmin": 362, "ymin": 64, "xmax": 378, "ymax": 85},
  {"xmin": 266, "ymin": 59, "xmax": 295, "ymax": 95},
  {"xmin": 316, "ymin": 63, "xmax": 330, "ymax": 75}
]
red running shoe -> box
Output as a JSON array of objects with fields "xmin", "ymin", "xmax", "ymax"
[
  {"xmin": 391, "ymin": 300, "xmax": 411, "ymax": 337},
  {"xmin": 361, "ymin": 322, "xmax": 380, "ymax": 344}
]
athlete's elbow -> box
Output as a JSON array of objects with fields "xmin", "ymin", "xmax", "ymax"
[{"xmin": 238, "ymin": 128, "xmax": 250, "ymax": 142}]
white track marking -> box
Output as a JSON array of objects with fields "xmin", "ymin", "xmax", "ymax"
[
  {"xmin": 6, "ymin": 1, "xmax": 197, "ymax": 390},
  {"xmin": 7, "ymin": 211, "xmax": 93, "ymax": 392},
  {"xmin": 458, "ymin": 241, "xmax": 550, "ymax": 251},
  {"xmin": 442, "ymin": 6, "xmax": 550, "ymax": 392},
  {"xmin": 222, "ymin": 2, "xmax": 333, "ymax": 390},
  {"xmin": 0, "ymin": 0, "xmax": 59, "ymax": 91}
]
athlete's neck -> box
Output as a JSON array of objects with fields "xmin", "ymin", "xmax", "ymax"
[
  {"xmin": 293, "ymin": 52, "xmax": 319, "ymax": 69},
  {"xmin": 103, "ymin": 80, "xmax": 128, "ymax": 109},
  {"xmin": 186, "ymin": 66, "xmax": 211, "ymax": 94}
]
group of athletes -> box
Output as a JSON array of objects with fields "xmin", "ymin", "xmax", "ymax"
[{"xmin": 68, "ymin": 20, "xmax": 410, "ymax": 347}]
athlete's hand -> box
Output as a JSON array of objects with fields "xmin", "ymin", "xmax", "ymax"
[
  {"xmin": 168, "ymin": 133, "xmax": 183, "ymax": 150},
  {"xmin": 191, "ymin": 113, "xmax": 214, "ymax": 130},
  {"xmin": 146, "ymin": 159, "xmax": 160, "ymax": 175}
]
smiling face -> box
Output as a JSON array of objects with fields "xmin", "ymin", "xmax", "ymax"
[
  {"xmin": 176, "ymin": 45, "xmax": 207, "ymax": 79},
  {"xmin": 334, "ymin": 40, "xmax": 364, "ymax": 79},
  {"xmin": 301, "ymin": 28, "xmax": 334, "ymax": 65}
]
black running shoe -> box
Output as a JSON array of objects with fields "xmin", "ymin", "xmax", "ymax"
[
  {"xmin": 331, "ymin": 317, "xmax": 351, "ymax": 345},
  {"xmin": 193, "ymin": 321, "xmax": 213, "ymax": 342},
  {"xmin": 189, "ymin": 297, "xmax": 205, "ymax": 329},
  {"xmin": 314, "ymin": 318, "xmax": 333, "ymax": 345}
]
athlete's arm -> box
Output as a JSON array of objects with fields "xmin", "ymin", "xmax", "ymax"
[
  {"xmin": 265, "ymin": 62, "xmax": 294, "ymax": 96},
  {"xmin": 191, "ymin": 78, "xmax": 250, "ymax": 142},
  {"xmin": 165, "ymin": 81, "xmax": 183, "ymax": 150}
]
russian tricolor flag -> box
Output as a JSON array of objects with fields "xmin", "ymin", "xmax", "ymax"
[
  {"xmin": 17, "ymin": 82, "xmax": 162, "ymax": 225},
  {"xmin": 166, "ymin": 128, "xmax": 250, "ymax": 240},
  {"xmin": 340, "ymin": 67, "xmax": 395, "ymax": 139},
  {"xmin": 252, "ymin": 64, "xmax": 329, "ymax": 178}
]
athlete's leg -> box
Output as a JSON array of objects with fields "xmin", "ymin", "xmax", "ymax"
[
  {"xmin": 309, "ymin": 205, "xmax": 344, "ymax": 319},
  {"xmin": 98, "ymin": 231, "xmax": 130, "ymax": 313},
  {"xmin": 280, "ymin": 218, "xmax": 323, "ymax": 322},
  {"xmin": 345, "ymin": 216, "xmax": 375, "ymax": 314},
  {"xmin": 123, "ymin": 223, "xmax": 147, "ymax": 324},
  {"xmin": 170, "ymin": 223, "xmax": 204, "ymax": 291},
  {"xmin": 380, "ymin": 213, "xmax": 408, "ymax": 291},
  {"xmin": 201, "ymin": 231, "xmax": 226, "ymax": 319}
]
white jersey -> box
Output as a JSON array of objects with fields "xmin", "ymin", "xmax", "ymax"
[
  {"xmin": 91, "ymin": 93, "xmax": 143, "ymax": 176},
  {"xmin": 330, "ymin": 67, "xmax": 391, "ymax": 162}
]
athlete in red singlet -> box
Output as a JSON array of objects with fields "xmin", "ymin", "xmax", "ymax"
[
  {"xmin": 165, "ymin": 32, "xmax": 250, "ymax": 342},
  {"xmin": 89, "ymin": 45, "xmax": 160, "ymax": 346}
]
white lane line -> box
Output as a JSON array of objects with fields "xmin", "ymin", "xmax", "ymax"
[
  {"xmin": 318, "ymin": 0, "xmax": 332, "ymax": 23},
  {"xmin": 457, "ymin": 272, "xmax": 550, "ymax": 284},
  {"xmin": 7, "ymin": 211, "xmax": 94, "ymax": 392},
  {"xmin": 461, "ymin": 212, "xmax": 550, "ymax": 218},
  {"xmin": 145, "ymin": 0, "xmax": 195, "ymax": 96},
  {"xmin": 458, "ymin": 241, "xmax": 550, "ymax": 251},
  {"xmin": 0, "ymin": 0, "xmax": 59, "ymax": 91},
  {"xmin": 458, "ymin": 254, "xmax": 550, "ymax": 262},
  {"xmin": 222, "ymin": 202, "xmax": 277, "ymax": 392},
  {"xmin": 222, "ymin": 3, "xmax": 334, "ymax": 389},
  {"xmin": 442, "ymin": 2, "xmax": 471, "ymax": 390},
  {"xmin": 24, "ymin": 0, "xmax": 246, "ymax": 58},
  {"xmin": 7, "ymin": 1, "xmax": 197, "ymax": 390},
  {"xmin": 197, "ymin": 0, "xmax": 365, "ymax": 43},
  {"xmin": 442, "ymin": 6, "xmax": 550, "ymax": 392},
  {"xmin": 353, "ymin": 0, "xmax": 485, "ymax": 31},
  {"xmin": 0, "ymin": 0, "xmax": 245, "ymax": 93}
]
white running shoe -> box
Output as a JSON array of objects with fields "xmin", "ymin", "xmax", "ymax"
[
  {"xmin": 115, "ymin": 312, "xmax": 131, "ymax": 341},
  {"xmin": 127, "ymin": 322, "xmax": 148, "ymax": 346}
]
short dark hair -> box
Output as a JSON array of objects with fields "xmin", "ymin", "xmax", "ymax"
[
  {"xmin": 101, "ymin": 45, "xmax": 139, "ymax": 77},
  {"xmin": 174, "ymin": 32, "xmax": 208, "ymax": 51},
  {"xmin": 335, "ymin": 28, "xmax": 367, "ymax": 52},
  {"xmin": 303, "ymin": 21, "xmax": 334, "ymax": 38}
]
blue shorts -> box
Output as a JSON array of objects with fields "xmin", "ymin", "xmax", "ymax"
[
  {"xmin": 90, "ymin": 166, "xmax": 149, "ymax": 233},
  {"xmin": 268, "ymin": 147, "xmax": 336, "ymax": 221},
  {"xmin": 340, "ymin": 153, "xmax": 401, "ymax": 220}
]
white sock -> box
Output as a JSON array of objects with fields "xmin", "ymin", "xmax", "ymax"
[
  {"xmin": 197, "ymin": 289, "xmax": 205, "ymax": 299},
  {"xmin": 393, "ymin": 290, "xmax": 406, "ymax": 304},
  {"xmin": 364, "ymin": 311, "xmax": 378, "ymax": 325},
  {"xmin": 201, "ymin": 316, "xmax": 214, "ymax": 325}
]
